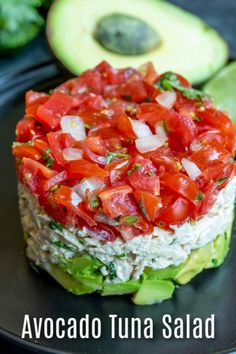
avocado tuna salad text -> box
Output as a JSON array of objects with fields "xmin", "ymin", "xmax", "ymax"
[{"xmin": 13, "ymin": 61, "xmax": 236, "ymax": 304}]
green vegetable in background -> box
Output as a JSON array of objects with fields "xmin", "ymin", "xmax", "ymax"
[{"xmin": 0, "ymin": 0, "xmax": 52, "ymax": 53}]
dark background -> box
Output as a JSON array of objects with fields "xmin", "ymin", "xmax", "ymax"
[{"xmin": 0, "ymin": 0, "xmax": 236, "ymax": 353}]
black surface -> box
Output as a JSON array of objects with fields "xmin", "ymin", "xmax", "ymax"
[
  {"xmin": 1, "ymin": 65, "xmax": 236, "ymax": 354},
  {"xmin": 1, "ymin": 1, "xmax": 236, "ymax": 354}
]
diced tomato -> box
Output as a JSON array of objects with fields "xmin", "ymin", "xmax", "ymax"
[
  {"xmin": 84, "ymin": 136, "xmax": 107, "ymax": 155},
  {"xmin": 127, "ymin": 155, "xmax": 160, "ymax": 195},
  {"xmin": 121, "ymin": 80, "xmax": 148, "ymax": 102},
  {"xmin": 36, "ymin": 91, "xmax": 73, "ymax": 129},
  {"xmin": 160, "ymin": 172, "xmax": 198, "ymax": 202},
  {"xmin": 20, "ymin": 157, "xmax": 57, "ymax": 194},
  {"xmin": 156, "ymin": 195, "xmax": 192, "ymax": 227},
  {"xmin": 117, "ymin": 112, "xmax": 136, "ymax": 140},
  {"xmin": 194, "ymin": 180, "xmax": 217, "ymax": 218},
  {"xmin": 25, "ymin": 90, "xmax": 49, "ymax": 116},
  {"xmin": 198, "ymin": 108, "xmax": 235, "ymax": 136},
  {"xmin": 54, "ymin": 185, "xmax": 96, "ymax": 226},
  {"xmin": 12, "ymin": 144, "xmax": 41, "ymax": 160},
  {"xmin": 203, "ymin": 162, "xmax": 235, "ymax": 190},
  {"xmin": 140, "ymin": 62, "xmax": 159, "ymax": 85},
  {"xmin": 66, "ymin": 159, "xmax": 109, "ymax": 179},
  {"xmin": 44, "ymin": 170, "xmax": 67, "ymax": 191},
  {"xmin": 133, "ymin": 191, "xmax": 162, "ymax": 222},
  {"xmin": 16, "ymin": 116, "xmax": 44, "ymax": 143},
  {"xmin": 165, "ymin": 110, "xmax": 197, "ymax": 146},
  {"xmin": 105, "ymin": 158, "xmax": 130, "ymax": 185},
  {"xmin": 98, "ymin": 185, "xmax": 135, "ymax": 218},
  {"xmin": 144, "ymin": 146, "xmax": 179, "ymax": 173},
  {"xmin": 47, "ymin": 131, "xmax": 75, "ymax": 166},
  {"xmin": 137, "ymin": 102, "xmax": 167, "ymax": 126},
  {"xmin": 190, "ymin": 141, "xmax": 230, "ymax": 169}
]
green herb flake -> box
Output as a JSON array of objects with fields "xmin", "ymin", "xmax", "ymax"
[
  {"xmin": 90, "ymin": 195, "xmax": 100, "ymax": 208},
  {"xmin": 147, "ymin": 171, "xmax": 155, "ymax": 176},
  {"xmin": 48, "ymin": 220, "xmax": 64, "ymax": 232},
  {"xmin": 215, "ymin": 177, "xmax": 228, "ymax": 187},
  {"xmin": 41, "ymin": 149, "xmax": 54, "ymax": 168},
  {"xmin": 107, "ymin": 262, "xmax": 117, "ymax": 280},
  {"xmin": 212, "ymin": 258, "xmax": 218, "ymax": 266},
  {"xmin": 51, "ymin": 240, "xmax": 74, "ymax": 251},
  {"xmin": 170, "ymin": 238, "xmax": 176, "ymax": 246},
  {"xmin": 196, "ymin": 191, "xmax": 204, "ymax": 201},
  {"xmin": 123, "ymin": 215, "xmax": 139, "ymax": 225},
  {"xmin": 156, "ymin": 72, "xmax": 210, "ymax": 101},
  {"xmin": 106, "ymin": 151, "xmax": 131, "ymax": 164},
  {"xmin": 127, "ymin": 164, "xmax": 142, "ymax": 176},
  {"xmin": 115, "ymin": 253, "xmax": 127, "ymax": 258},
  {"xmin": 26, "ymin": 141, "xmax": 34, "ymax": 146}
]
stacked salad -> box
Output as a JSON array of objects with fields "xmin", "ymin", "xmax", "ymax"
[{"xmin": 13, "ymin": 62, "xmax": 236, "ymax": 304}]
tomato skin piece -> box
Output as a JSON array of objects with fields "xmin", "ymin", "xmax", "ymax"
[
  {"xmin": 36, "ymin": 91, "xmax": 73, "ymax": 129},
  {"xmin": 25, "ymin": 90, "xmax": 49, "ymax": 117},
  {"xmin": 105, "ymin": 158, "xmax": 130, "ymax": 185},
  {"xmin": 156, "ymin": 196, "xmax": 191, "ymax": 227},
  {"xmin": 198, "ymin": 108, "xmax": 235, "ymax": 136},
  {"xmin": 20, "ymin": 157, "xmax": 57, "ymax": 195},
  {"xmin": 66, "ymin": 159, "xmax": 109, "ymax": 179},
  {"xmin": 144, "ymin": 146, "xmax": 179, "ymax": 173},
  {"xmin": 54, "ymin": 185, "xmax": 96, "ymax": 226},
  {"xmin": 137, "ymin": 102, "xmax": 167, "ymax": 126},
  {"xmin": 98, "ymin": 185, "xmax": 136, "ymax": 218},
  {"xmin": 190, "ymin": 141, "xmax": 230, "ymax": 169},
  {"xmin": 47, "ymin": 132, "xmax": 76, "ymax": 166},
  {"xmin": 160, "ymin": 172, "xmax": 198, "ymax": 202},
  {"xmin": 165, "ymin": 110, "xmax": 197, "ymax": 146},
  {"xmin": 127, "ymin": 155, "xmax": 160, "ymax": 195},
  {"xmin": 133, "ymin": 191, "xmax": 162, "ymax": 222},
  {"xmin": 117, "ymin": 112, "xmax": 136, "ymax": 140},
  {"xmin": 12, "ymin": 144, "xmax": 41, "ymax": 160}
]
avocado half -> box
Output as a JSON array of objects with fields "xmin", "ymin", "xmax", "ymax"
[{"xmin": 46, "ymin": 0, "xmax": 228, "ymax": 84}]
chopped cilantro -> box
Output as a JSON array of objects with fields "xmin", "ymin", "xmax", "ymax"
[
  {"xmin": 106, "ymin": 151, "xmax": 131, "ymax": 164},
  {"xmin": 156, "ymin": 72, "xmax": 210, "ymax": 101},
  {"xmin": 26, "ymin": 141, "xmax": 34, "ymax": 146},
  {"xmin": 107, "ymin": 262, "xmax": 117, "ymax": 280},
  {"xmin": 127, "ymin": 164, "xmax": 142, "ymax": 176},
  {"xmin": 41, "ymin": 149, "xmax": 54, "ymax": 168},
  {"xmin": 48, "ymin": 220, "xmax": 64, "ymax": 232},
  {"xmin": 170, "ymin": 238, "xmax": 176, "ymax": 246},
  {"xmin": 123, "ymin": 215, "xmax": 139, "ymax": 225},
  {"xmin": 115, "ymin": 253, "xmax": 127, "ymax": 258},
  {"xmin": 215, "ymin": 177, "xmax": 228, "ymax": 187},
  {"xmin": 90, "ymin": 195, "xmax": 100, "ymax": 208},
  {"xmin": 51, "ymin": 240, "xmax": 75, "ymax": 251},
  {"xmin": 196, "ymin": 191, "xmax": 204, "ymax": 201},
  {"xmin": 212, "ymin": 258, "xmax": 218, "ymax": 266},
  {"xmin": 147, "ymin": 171, "xmax": 155, "ymax": 176}
]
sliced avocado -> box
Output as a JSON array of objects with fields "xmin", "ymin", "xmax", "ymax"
[
  {"xmin": 102, "ymin": 280, "xmax": 140, "ymax": 296},
  {"xmin": 60, "ymin": 254, "xmax": 102, "ymax": 278},
  {"xmin": 47, "ymin": 0, "xmax": 228, "ymax": 84},
  {"xmin": 174, "ymin": 242, "xmax": 213, "ymax": 285},
  {"xmin": 45, "ymin": 263, "xmax": 102, "ymax": 295},
  {"xmin": 132, "ymin": 279, "xmax": 175, "ymax": 305},
  {"xmin": 144, "ymin": 264, "xmax": 183, "ymax": 280},
  {"xmin": 223, "ymin": 220, "xmax": 234, "ymax": 258}
]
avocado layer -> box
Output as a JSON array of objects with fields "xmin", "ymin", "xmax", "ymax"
[
  {"xmin": 47, "ymin": 0, "xmax": 228, "ymax": 84},
  {"xmin": 33, "ymin": 222, "xmax": 233, "ymax": 305}
]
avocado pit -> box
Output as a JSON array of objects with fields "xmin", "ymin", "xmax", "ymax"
[{"xmin": 94, "ymin": 13, "xmax": 161, "ymax": 55}]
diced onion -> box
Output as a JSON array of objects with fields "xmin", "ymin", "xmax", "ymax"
[
  {"xmin": 94, "ymin": 213, "xmax": 118, "ymax": 226},
  {"xmin": 60, "ymin": 115, "xmax": 86, "ymax": 141},
  {"xmin": 62, "ymin": 147, "xmax": 83, "ymax": 161},
  {"xmin": 190, "ymin": 140, "xmax": 202, "ymax": 152},
  {"xmin": 154, "ymin": 122, "xmax": 168, "ymax": 141},
  {"xmin": 71, "ymin": 191, "xmax": 82, "ymax": 206},
  {"xmin": 129, "ymin": 118, "xmax": 153, "ymax": 138},
  {"xmin": 135, "ymin": 135, "xmax": 166, "ymax": 153},
  {"xmin": 156, "ymin": 90, "xmax": 176, "ymax": 109},
  {"xmin": 181, "ymin": 158, "xmax": 201, "ymax": 180},
  {"xmin": 73, "ymin": 178, "xmax": 105, "ymax": 200}
]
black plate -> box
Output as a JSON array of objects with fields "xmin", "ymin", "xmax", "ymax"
[{"xmin": 1, "ymin": 77, "xmax": 236, "ymax": 354}]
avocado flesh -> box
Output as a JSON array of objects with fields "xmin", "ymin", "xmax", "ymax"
[
  {"xmin": 132, "ymin": 280, "xmax": 175, "ymax": 305},
  {"xmin": 102, "ymin": 280, "xmax": 141, "ymax": 296},
  {"xmin": 47, "ymin": 0, "xmax": 228, "ymax": 84}
]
